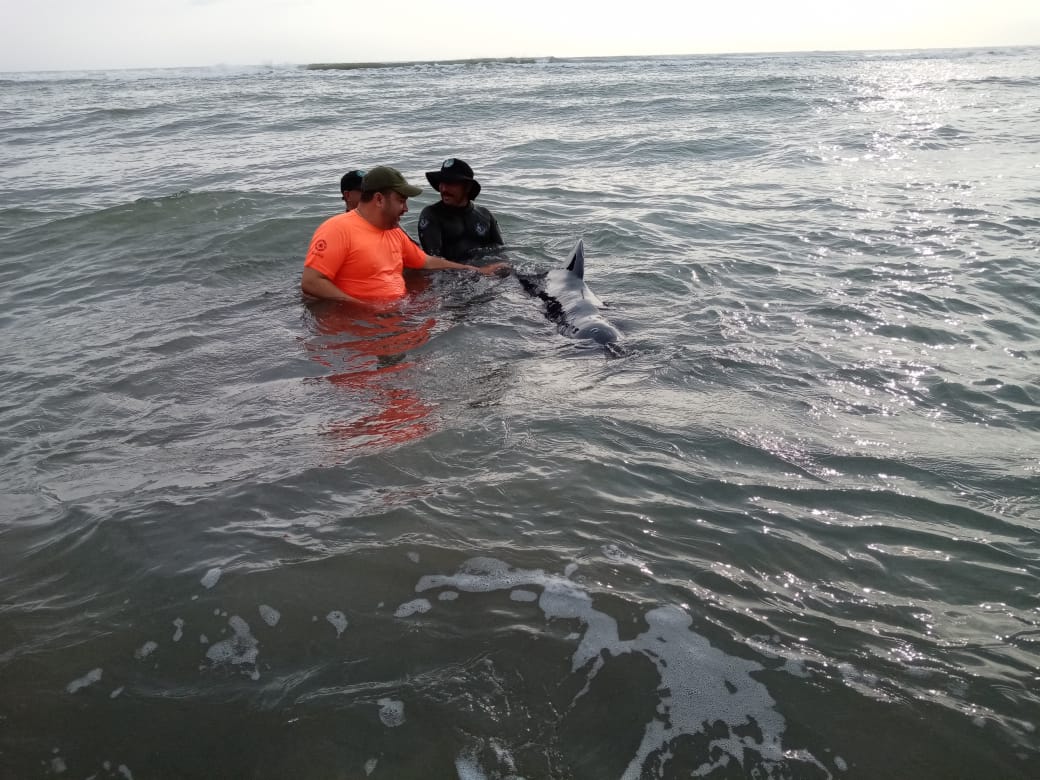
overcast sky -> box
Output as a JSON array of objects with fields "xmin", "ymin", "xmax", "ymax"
[{"xmin": 3, "ymin": 0, "xmax": 1039, "ymax": 72}]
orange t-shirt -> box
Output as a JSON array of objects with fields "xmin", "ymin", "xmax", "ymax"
[{"xmin": 304, "ymin": 211, "xmax": 428, "ymax": 301}]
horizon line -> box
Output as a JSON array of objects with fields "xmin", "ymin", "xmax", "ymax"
[{"xmin": 2, "ymin": 42, "xmax": 1036, "ymax": 75}]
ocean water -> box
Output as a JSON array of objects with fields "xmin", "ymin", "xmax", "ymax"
[{"xmin": 1, "ymin": 47, "xmax": 1038, "ymax": 779}]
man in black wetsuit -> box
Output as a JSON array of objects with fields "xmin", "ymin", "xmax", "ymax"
[
  {"xmin": 340, "ymin": 169, "xmax": 365, "ymax": 212},
  {"xmin": 417, "ymin": 158, "xmax": 504, "ymax": 262}
]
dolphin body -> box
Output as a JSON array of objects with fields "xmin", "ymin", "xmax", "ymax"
[{"xmin": 518, "ymin": 240, "xmax": 623, "ymax": 351}]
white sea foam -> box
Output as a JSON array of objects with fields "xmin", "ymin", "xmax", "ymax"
[
  {"xmin": 394, "ymin": 599, "xmax": 431, "ymax": 618},
  {"xmin": 200, "ymin": 567, "xmax": 222, "ymax": 589},
  {"xmin": 65, "ymin": 668, "xmax": 103, "ymax": 694},
  {"xmin": 453, "ymin": 739, "xmax": 518, "ymax": 779},
  {"xmin": 259, "ymin": 604, "xmax": 281, "ymax": 627},
  {"xmin": 415, "ymin": 557, "xmax": 828, "ymax": 778},
  {"xmin": 205, "ymin": 616, "xmax": 259, "ymax": 679},
  {"xmin": 509, "ymin": 589, "xmax": 538, "ymax": 602},
  {"xmin": 134, "ymin": 641, "xmax": 158, "ymax": 660},
  {"xmin": 326, "ymin": 610, "xmax": 348, "ymax": 637},
  {"xmin": 415, "ymin": 557, "xmax": 531, "ymax": 594},
  {"xmin": 364, "ymin": 758, "xmax": 378, "ymax": 775},
  {"xmin": 377, "ymin": 698, "xmax": 405, "ymax": 727},
  {"xmin": 438, "ymin": 591, "xmax": 459, "ymax": 601},
  {"xmin": 172, "ymin": 618, "xmax": 184, "ymax": 642},
  {"xmin": 454, "ymin": 752, "xmax": 487, "ymax": 780}
]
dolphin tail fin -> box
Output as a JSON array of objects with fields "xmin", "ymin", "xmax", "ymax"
[{"xmin": 565, "ymin": 239, "xmax": 585, "ymax": 278}]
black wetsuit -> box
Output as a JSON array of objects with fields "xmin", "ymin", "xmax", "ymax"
[{"xmin": 417, "ymin": 201, "xmax": 504, "ymax": 262}]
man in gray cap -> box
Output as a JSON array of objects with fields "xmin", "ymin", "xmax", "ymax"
[
  {"xmin": 418, "ymin": 158, "xmax": 504, "ymax": 262},
  {"xmin": 302, "ymin": 166, "xmax": 508, "ymax": 304}
]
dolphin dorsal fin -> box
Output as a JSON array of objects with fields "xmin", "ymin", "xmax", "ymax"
[{"xmin": 565, "ymin": 239, "xmax": 585, "ymax": 278}]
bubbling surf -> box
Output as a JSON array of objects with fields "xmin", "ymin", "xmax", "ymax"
[{"xmin": 412, "ymin": 557, "xmax": 834, "ymax": 778}]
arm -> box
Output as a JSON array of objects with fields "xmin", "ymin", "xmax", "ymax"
[
  {"xmin": 301, "ymin": 266, "xmax": 367, "ymax": 303},
  {"xmin": 487, "ymin": 212, "xmax": 504, "ymax": 246},
  {"xmin": 422, "ymin": 255, "xmax": 509, "ymax": 276},
  {"xmin": 417, "ymin": 208, "xmax": 443, "ymax": 256}
]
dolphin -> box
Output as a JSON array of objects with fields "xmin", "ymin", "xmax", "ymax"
[{"xmin": 517, "ymin": 239, "xmax": 623, "ymax": 351}]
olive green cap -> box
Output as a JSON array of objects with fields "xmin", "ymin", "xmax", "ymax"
[{"xmin": 361, "ymin": 166, "xmax": 422, "ymax": 197}]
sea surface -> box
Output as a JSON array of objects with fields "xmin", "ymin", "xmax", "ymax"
[{"xmin": 1, "ymin": 47, "xmax": 1039, "ymax": 779}]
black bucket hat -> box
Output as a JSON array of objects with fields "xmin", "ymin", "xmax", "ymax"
[{"xmin": 425, "ymin": 158, "xmax": 481, "ymax": 200}]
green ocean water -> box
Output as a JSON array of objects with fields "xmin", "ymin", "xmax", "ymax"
[{"xmin": 1, "ymin": 48, "xmax": 1038, "ymax": 778}]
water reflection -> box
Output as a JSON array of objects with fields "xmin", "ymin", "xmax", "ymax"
[{"xmin": 303, "ymin": 292, "xmax": 438, "ymax": 450}]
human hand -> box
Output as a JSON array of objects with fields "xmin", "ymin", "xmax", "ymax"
[{"xmin": 475, "ymin": 262, "xmax": 511, "ymax": 277}]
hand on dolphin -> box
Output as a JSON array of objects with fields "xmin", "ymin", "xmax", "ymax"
[{"xmin": 476, "ymin": 261, "xmax": 511, "ymax": 277}]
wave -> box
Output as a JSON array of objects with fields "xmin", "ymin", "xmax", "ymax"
[{"xmin": 306, "ymin": 56, "xmax": 544, "ymax": 71}]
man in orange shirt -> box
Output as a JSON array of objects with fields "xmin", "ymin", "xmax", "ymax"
[{"xmin": 302, "ymin": 166, "xmax": 508, "ymax": 304}]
